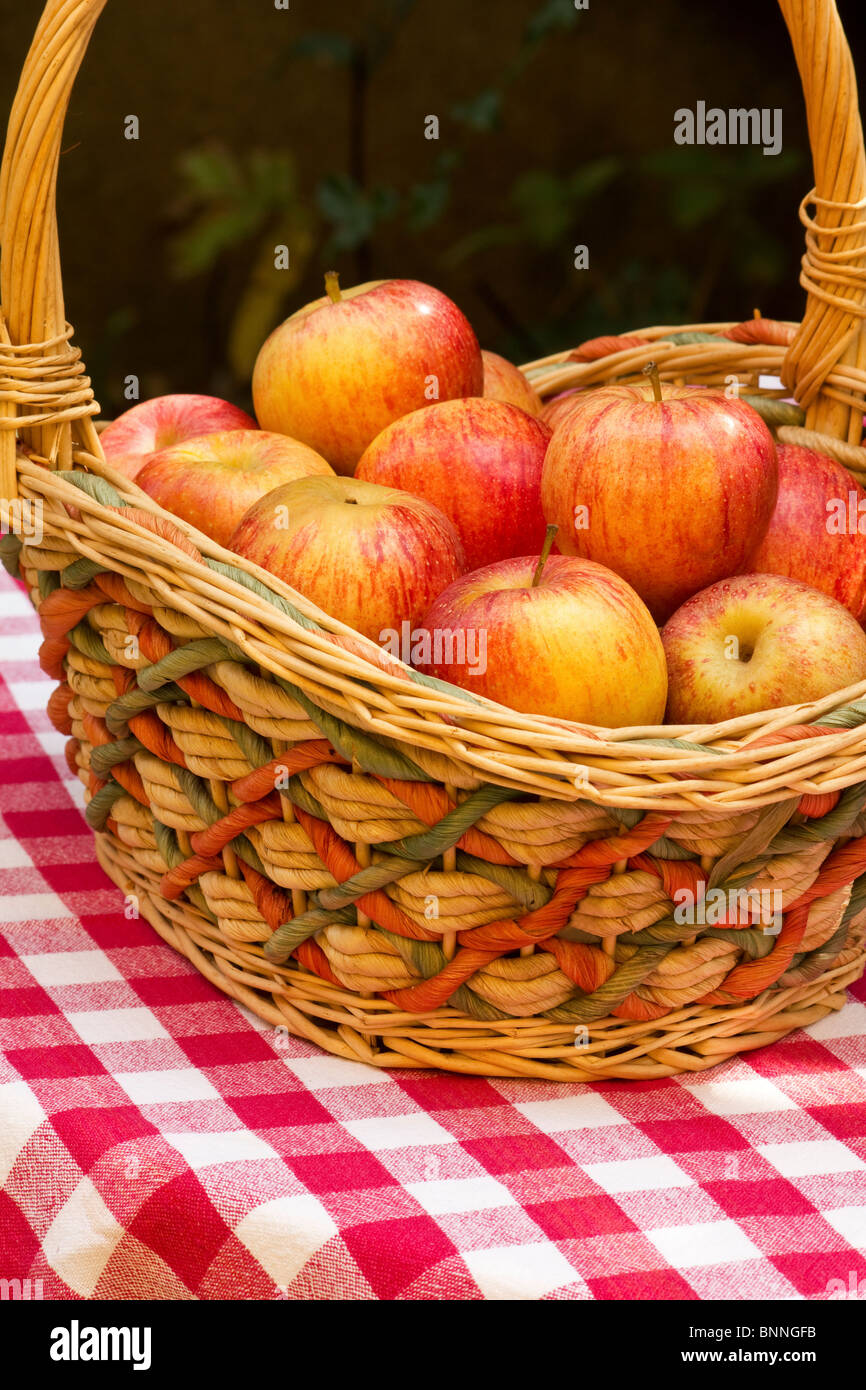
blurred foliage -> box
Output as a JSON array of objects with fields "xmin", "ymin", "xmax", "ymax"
[{"xmin": 163, "ymin": 0, "xmax": 804, "ymax": 389}]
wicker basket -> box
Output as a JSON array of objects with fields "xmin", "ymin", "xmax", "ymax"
[{"xmin": 3, "ymin": 0, "xmax": 866, "ymax": 1082}]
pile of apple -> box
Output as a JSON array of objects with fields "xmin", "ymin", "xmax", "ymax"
[{"xmin": 100, "ymin": 274, "xmax": 866, "ymax": 729}]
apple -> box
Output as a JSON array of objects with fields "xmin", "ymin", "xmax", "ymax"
[
  {"xmin": 746, "ymin": 443, "xmax": 866, "ymax": 621},
  {"xmin": 252, "ymin": 274, "xmax": 483, "ymax": 475},
  {"xmin": 481, "ymin": 350, "xmax": 543, "ymax": 417},
  {"xmin": 355, "ymin": 397, "xmax": 551, "ymax": 570},
  {"xmin": 99, "ymin": 394, "xmax": 257, "ymax": 480},
  {"xmin": 662, "ymin": 573, "xmax": 866, "ymax": 724},
  {"xmin": 541, "ymin": 369, "xmax": 778, "ymax": 622},
  {"xmin": 414, "ymin": 528, "xmax": 667, "ymax": 727},
  {"xmin": 541, "ymin": 388, "xmax": 583, "ymax": 432},
  {"xmin": 136, "ymin": 430, "xmax": 333, "ymax": 547},
  {"xmin": 228, "ymin": 474, "xmax": 465, "ymax": 642}
]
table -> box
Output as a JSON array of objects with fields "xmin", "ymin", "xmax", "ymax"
[{"xmin": 2, "ymin": 565, "xmax": 866, "ymax": 1301}]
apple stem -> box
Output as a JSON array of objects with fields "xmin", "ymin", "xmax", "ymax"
[
  {"xmin": 753, "ymin": 306, "xmax": 762, "ymax": 319},
  {"xmin": 531, "ymin": 524, "xmax": 558, "ymax": 588},
  {"xmin": 325, "ymin": 271, "xmax": 343, "ymax": 304},
  {"xmin": 642, "ymin": 361, "xmax": 663, "ymax": 404}
]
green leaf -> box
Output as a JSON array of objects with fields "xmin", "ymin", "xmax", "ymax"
[{"xmin": 452, "ymin": 88, "xmax": 503, "ymax": 132}]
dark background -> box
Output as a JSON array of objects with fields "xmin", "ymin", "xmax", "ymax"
[{"xmin": 3, "ymin": 0, "xmax": 866, "ymax": 417}]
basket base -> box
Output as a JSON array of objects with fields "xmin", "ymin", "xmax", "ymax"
[{"xmin": 94, "ymin": 833, "xmax": 866, "ymax": 1082}]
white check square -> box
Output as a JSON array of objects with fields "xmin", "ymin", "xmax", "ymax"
[
  {"xmin": 286, "ymin": 1054, "xmax": 390, "ymax": 1090},
  {"xmin": 463, "ymin": 1241, "xmax": 582, "ymax": 1300},
  {"xmin": 343, "ymin": 1113, "xmax": 455, "ymax": 1151},
  {"xmin": 42, "ymin": 1177, "xmax": 125, "ymax": 1296},
  {"xmin": 113, "ymin": 1068, "xmax": 221, "ymax": 1105},
  {"xmin": 646, "ymin": 1219, "xmax": 762, "ymax": 1269},
  {"xmin": 758, "ymin": 1139, "xmax": 866, "ymax": 1178},
  {"xmin": 516, "ymin": 1093, "xmax": 625, "ymax": 1132},
  {"xmin": 165, "ymin": 1130, "xmax": 278, "ymax": 1168},
  {"xmin": 406, "ymin": 1176, "xmax": 517, "ymax": 1216},
  {"xmin": 235, "ymin": 1194, "xmax": 337, "ymax": 1288},
  {"xmin": 821, "ymin": 1205, "xmax": 866, "ymax": 1250},
  {"xmin": 22, "ymin": 950, "xmax": 123, "ymax": 987},
  {"xmin": 66, "ymin": 1007, "xmax": 171, "ymax": 1044},
  {"xmin": 0, "ymin": 892, "xmax": 70, "ymax": 924},
  {"xmin": 0, "ymin": 1079, "xmax": 46, "ymax": 1185},
  {"xmin": 583, "ymin": 1155, "xmax": 694, "ymax": 1194},
  {"xmin": 807, "ymin": 1001, "xmax": 866, "ymax": 1041},
  {"xmin": 686, "ymin": 1076, "xmax": 798, "ymax": 1116}
]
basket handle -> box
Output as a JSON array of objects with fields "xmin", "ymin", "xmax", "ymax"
[
  {"xmin": 778, "ymin": 0, "xmax": 866, "ymax": 446},
  {"xmin": 2, "ymin": 0, "xmax": 866, "ymax": 507}
]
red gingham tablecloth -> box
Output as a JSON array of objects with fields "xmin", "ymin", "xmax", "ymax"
[{"xmin": 2, "ymin": 565, "xmax": 866, "ymax": 1302}]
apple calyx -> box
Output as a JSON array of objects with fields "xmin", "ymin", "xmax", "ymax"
[
  {"xmin": 325, "ymin": 271, "xmax": 343, "ymax": 304},
  {"xmin": 642, "ymin": 360, "xmax": 664, "ymax": 404},
  {"xmin": 531, "ymin": 524, "xmax": 558, "ymax": 588}
]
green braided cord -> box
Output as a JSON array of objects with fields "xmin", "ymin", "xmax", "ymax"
[
  {"xmin": 454, "ymin": 851, "xmax": 552, "ymax": 912},
  {"xmin": 446, "ymin": 983, "xmax": 512, "ymax": 1020},
  {"xmin": 204, "ymin": 556, "xmax": 323, "ymax": 634},
  {"xmin": 172, "ymin": 765, "xmax": 220, "ymax": 826},
  {"xmin": 89, "ymin": 736, "xmax": 143, "ymax": 775},
  {"xmin": 770, "ymin": 782, "xmax": 866, "ymax": 852},
  {"xmin": 842, "ymin": 870, "xmax": 866, "ymax": 923},
  {"xmin": 136, "ymin": 637, "xmax": 243, "ymax": 692},
  {"xmin": 217, "ymin": 716, "xmax": 273, "ymax": 772},
  {"xmin": 646, "ymin": 837, "xmax": 700, "ymax": 861},
  {"xmin": 0, "ymin": 532, "xmax": 22, "ymax": 578},
  {"xmin": 153, "ymin": 819, "xmax": 181, "ymax": 869},
  {"xmin": 381, "ymin": 783, "xmax": 521, "ymax": 860},
  {"xmin": 705, "ymin": 926, "xmax": 777, "ymax": 959},
  {"xmin": 663, "ymin": 331, "xmax": 725, "ymax": 344},
  {"xmin": 546, "ymin": 944, "xmax": 671, "ymax": 1022},
  {"xmin": 186, "ymin": 883, "xmax": 219, "ymax": 924},
  {"xmin": 739, "ymin": 396, "xmax": 805, "ymax": 428},
  {"xmin": 264, "ymin": 908, "xmax": 349, "ymax": 960},
  {"xmin": 225, "ymin": 834, "xmax": 269, "ymax": 880},
  {"xmin": 628, "ymin": 736, "xmax": 725, "ymax": 755},
  {"xmin": 315, "ymin": 855, "xmax": 425, "ymax": 911},
  {"xmin": 105, "ymin": 682, "xmax": 186, "ymax": 734},
  {"xmin": 273, "ymin": 676, "xmax": 431, "ymax": 782},
  {"xmin": 61, "ymin": 556, "xmax": 107, "ymax": 589},
  {"xmin": 780, "ymin": 917, "xmax": 851, "ymax": 986},
  {"xmin": 283, "ymin": 773, "xmax": 329, "ymax": 821},
  {"xmin": 815, "ymin": 699, "xmax": 866, "ymax": 730},
  {"xmin": 38, "ymin": 568, "xmax": 60, "ymax": 600},
  {"xmin": 85, "ymin": 780, "xmax": 127, "ymax": 831},
  {"xmin": 57, "ymin": 470, "xmax": 126, "ymax": 508},
  {"xmin": 708, "ymin": 797, "xmax": 798, "ymax": 890},
  {"xmin": 604, "ymin": 805, "xmax": 646, "ymax": 828},
  {"xmin": 66, "ymin": 621, "xmax": 113, "ymax": 666}
]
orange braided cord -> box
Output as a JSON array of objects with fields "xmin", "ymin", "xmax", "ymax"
[
  {"xmin": 746, "ymin": 724, "xmax": 840, "ymax": 816},
  {"xmin": 39, "ymin": 635, "xmax": 72, "ymax": 680},
  {"xmin": 376, "ymin": 776, "xmax": 520, "ymax": 865},
  {"xmin": 127, "ymin": 708, "xmax": 187, "ymax": 768},
  {"xmin": 384, "ymin": 947, "xmax": 497, "ymax": 1011},
  {"xmin": 64, "ymin": 738, "xmax": 80, "ymax": 779},
  {"xmin": 95, "ymin": 572, "xmax": 154, "ymax": 614},
  {"xmin": 613, "ymin": 993, "xmax": 673, "ymax": 1022},
  {"xmin": 629, "ymin": 853, "xmax": 707, "ymax": 903},
  {"xmin": 722, "ymin": 319, "xmax": 795, "ymax": 346},
  {"xmin": 237, "ymin": 859, "xmax": 293, "ymax": 932},
  {"xmin": 294, "ymin": 808, "xmax": 439, "ymax": 942},
  {"xmin": 189, "ymin": 794, "xmax": 282, "ymax": 858},
  {"xmin": 108, "ymin": 506, "xmax": 202, "ymax": 562},
  {"xmin": 161, "ymin": 854, "xmax": 225, "ymax": 900},
  {"xmin": 293, "ymin": 938, "xmax": 341, "ymax": 986},
  {"xmin": 541, "ymin": 937, "xmax": 616, "ymax": 993},
  {"xmin": 38, "ymin": 586, "xmax": 106, "ymax": 638},
  {"xmin": 458, "ymin": 863, "xmax": 610, "ymax": 951},
  {"xmin": 232, "ymin": 741, "xmax": 345, "ymax": 803},
  {"xmin": 563, "ymin": 813, "xmax": 672, "ymax": 867},
  {"xmin": 47, "ymin": 681, "xmax": 74, "ymax": 734},
  {"xmin": 699, "ymin": 901, "xmax": 809, "ymax": 1002},
  {"xmin": 568, "ymin": 334, "xmax": 647, "ymax": 361}
]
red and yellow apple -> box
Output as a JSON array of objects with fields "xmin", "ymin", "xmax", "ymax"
[
  {"xmin": 414, "ymin": 542, "xmax": 667, "ymax": 727},
  {"xmin": 99, "ymin": 393, "xmax": 257, "ymax": 480},
  {"xmin": 541, "ymin": 389, "xmax": 583, "ymax": 432},
  {"xmin": 228, "ymin": 474, "xmax": 465, "ymax": 642},
  {"xmin": 136, "ymin": 430, "xmax": 333, "ymax": 547},
  {"xmin": 481, "ymin": 350, "xmax": 543, "ymax": 417},
  {"xmin": 541, "ymin": 377, "xmax": 778, "ymax": 622},
  {"xmin": 662, "ymin": 573, "xmax": 866, "ymax": 724},
  {"xmin": 745, "ymin": 443, "xmax": 866, "ymax": 622},
  {"xmin": 252, "ymin": 275, "xmax": 483, "ymax": 475},
  {"xmin": 355, "ymin": 397, "xmax": 551, "ymax": 570}
]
